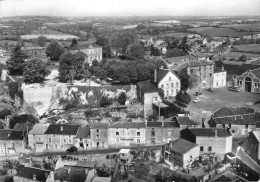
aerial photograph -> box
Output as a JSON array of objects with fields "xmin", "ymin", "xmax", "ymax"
[{"xmin": 0, "ymin": 0, "xmax": 260, "ymax": 181}]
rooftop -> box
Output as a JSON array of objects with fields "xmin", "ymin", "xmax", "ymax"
[
  {"xmin": 213, "ymin": 107, "xmax": 255, "ymax": 118},
  {"xmin": 44, "ymin": 124, "xmax": 80, "ymax": 135},
  {"xmin": 13, "ymin": 123, "xmax": 33, "ymax": 132},
  {"xmin": 136, "ymin": 80, "xmax": 163, "ymax": 93},
  {"xmin": 75, "ymin": 126, "xmax": 90, "ymax": 139},
  {"xmin": 0, "ymin": 129, "xmax": 12, "ymax": 140},
  {"xmin": 172, "ymin": 116, "xmax": 198, "ymax": 126},
  {"xmin": 251, "ymin": 131, "xmax": 260, "ymax": 142},
  {"xmin": 222, "ymin": 63, "xmax": 260, "ymax": 76},
  {"xmin": 146, "ymin": 121, "xmax": 180, "ymax": 128},
  {"xmin": 8, "ymin": 130, "xmax": 24, "ymax": 140},
  {"xmin": 250, "ymin": 68, "xmax": 260, "ymax": 80},
  {"xmin": 214, "ymin": 67, "xmax": 226, "ymax": 73},
  {"xmin": 184, "ymin": 128, "xmax": 232, "ymax": 138},
  {"xmin": 211, "ymin": 114, "xmax": 256, "ymax": 125},
  {"xmin": 29, "ymin": 123, "xmax": 50, "ymax": 135},
  {"xmin": 90, "ymin": 123, "xmax": 109, "ymax": 129},
  {"xmin": 167, "ymin": 138, "xmax": 199, "ymax": 154},
  {"xmin": 16, "ymin": 165, "xmax": 50, "ymax": 182},
  {"xmin": 110, "ymin": 122, "xmax": 146, "ymax": 129}
]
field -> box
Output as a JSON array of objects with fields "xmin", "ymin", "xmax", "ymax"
[
  {"xmin": 188, "ymin": 27, "xmax": 257, "ymax": 37},
  {"xmin": 234, "ymin": 44, "xmax": 260, "ymax": 53},
  {"xmin": 222, "ymin": 51, "xmax": 260, "ymax": 59},
  {"xmin": 222, "ymin": 23, "xmax": 260, "ymax": 32},
  {"xmin": 0, "ymin": 40, "xmax": 34, "ymax": 47}
]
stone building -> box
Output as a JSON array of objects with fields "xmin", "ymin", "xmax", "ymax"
[
  {"xmin": 69, "ymin": 44, "xmax": 102, "ymax": 65},
  {"xmin": 108, "ymin": 122, "xmax": 146, "ymax": 147},
  {"xmin": 234, "ymin": 68, "xmax": 260, "ymax": 93},
  {"xmin": 146, "ymin": 121, "xmax": 180, "ymax": 145},
  {"xmin": 181, "ymin": 128, "xmax": 232, "ymax": 160},
  {"xmin": 213, "ymin": 67, "xmax": 227, "ymax": 88},
  {"xmin": 74, "ymin": 126, "xmax": 91, "ymax": 150},
  {"xmin": 164, "ymin": 138, "xmax": 200, "ymax": 169},
  {"xmin": 172, "ymin": 114, "xmax": 199, "ymax": 130},
  {"xmin": 90, "ymin": 123, "xmax": 109, "ymax": 149},
  {"xmin": 209, "ymin": 107, "xmax": 256, "ymax": 136}
]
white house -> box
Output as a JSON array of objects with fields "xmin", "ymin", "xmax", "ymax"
[
  {"xmin": 154, "ymin": 68, "xmax": 181, "ymax": 98},
  {"xmin": 213, "ymin": 67, "xmax": 227, "ymax": 88}
]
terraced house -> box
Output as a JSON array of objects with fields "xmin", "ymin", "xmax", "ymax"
[{"xmin": 209, "ymin": 107, "xmax": 256, "ymax": 135}]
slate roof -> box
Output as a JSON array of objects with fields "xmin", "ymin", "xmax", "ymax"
[
  {"xmin": 222, "ymin": 63, "xmax": 260, "ymax": 76},
  {"xmin": 213, "ymin": 107, "xmax": 255, "ymax": 118},
  {"xmin": 91, "ymin": 123, "xmax": 109, "ymax": 129},
  {"xmin": 16, "ymin": 165, "xmax": 51, "ymax": 182},
  {"xmin": 237, "ymin": 148, "xmax": 260, "ymax": 174},
  {"xmin": 214, "ymin": 67, "xmax": 226, "ymax": 73},
  {"xmin": 0, "ymin": 129, "xmax": 12, "ymax": 140},
  {"xmin": 167, "ymin": 138, "xmax": 199, "ymax": 154},
  {"xmin": 92, "ymin": 177, "xmax": 112, "ymax": 182},
  {"xmin": 110, "ymin": 122, "xmax": 146, "ymax": 128},
  {"xmin": 8, "ymin": 130, "xmax": 24, "ymax": 140},
  {"xmin": 44, "ymin": 124, "xmax": 80, "ymax": 135},
  {"xmin": 185, "ymin": 128, "xmax": 231, "ymax": 138},
  {"xmin": 251, "ymin": 131, "xmax": 260, "ymax": 143},
  {"xmin": 172, "ymin": 116, "xmax": 198, "ymax": 126},
  {"xmin": 156, "ymin": 69, "xmax": 169, "ymax": 83},
  {"xmin": 173, "ymin": 59, "xmax": 214, "ymax": 72},
  {"xmin": 211, "ymin": 114, "xmax": 256, "ymax": 125},
  {"xmin": 146, "ymin": 121, "xmax": 180, "ymax": 128},
  {"xmin": 29, "ymin": 123, "xmax": 50, "ymax": 135},
  {"xmin": 251, "ymin": 68, "xmax": 260, "ymax": 80},
  {"xmin": 136, "ymin": 80, "xmax": 163, "ymax": 93},
  {"xmin": 13, "ymin": 123, "xmax": 33, "ymax": 132},
  {"xmin": 75, "ymin": 126, "xmax": 90, "ymax": 139}
]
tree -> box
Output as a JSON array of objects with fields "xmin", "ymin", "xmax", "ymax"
[
  {"xmin": 73, "ymin": 52, "xmax": 85, "ymax": 80},
  {"xmin": 133, "ymin": 161, "xmax": 149, "ymax": 180},
  {"xmin": 8, "ymin": 81, "xmax": 20, "ymax": 99},
  {"xmin": 115, "ymin": 66, "xmax": 130, "ymax": 83},
  {"xmin": 46, "ymin": 40, "xmax": 65, "ymax": 61},
  {"xmin": 0, "ymin": 109, "xmax": 11, "ymax": 119},
  {"xmin": 4, "ymin": 42, "xmax": 9, "ymax": 49},
  {"xmin": 100, "ymin": 96, "xmax": 112, "ymax": 107},
  {"xmin": 92, "ymin": 59, "xmax": 99, "ymax": 67},
  {"xmin": 150, "ymin": 45, "xmax": 161, "ymax": 56},
  {"xmin": 166, "ymin": 48, "xmax": 186, "ymax": 58},
  {"xmin": 175, "ymin": 90, "xmax": 191, "ymax": 108},
  {"xmin": 178, "ymin": 70, "xmax": 190, "ymax": 91},
  {"xmin": 238, "ymin": 55, "xmax": 247, "ymax": 62},
  {"xmin": 178, "ymin": 36, "xmax": 190, "ymax": 53},
  {"xmin": 6, "ymin": 44, "xmax": 29, "ymax": 75},
  {"xmin": 70, "ymin": 38, "xmax": 78, "ymax": 47},
  {"xmin": 23, "ymin": 58, "xmax": 49, "ymax": 83},
  {"xmin": 118, "ymin": 92, "xmax": 127, "ymax": 105},
  {"xmin": 111, "ymin": 32, "xmax": 135, "ymax": 56},
  {"xmin": 9, "ymin": 114, "xmax": 38, "ymax": 129},
  {"xmin": 59, "ymin": 53, "xmax": 75, "ymax": 82},
  {"xmin": 127, "ymin": 44, "xmax": 145, "ymax": 60},
  {"xmin": 37, "ymin": 36, "xmax": 47, "ymax": 46},
  {"xmin": 136, "ymin": 64, "xmax": 151, "ymax": 81},
  {"xmin": 125, "ymin": 64, "xmax": 138, "ymax": 82}
]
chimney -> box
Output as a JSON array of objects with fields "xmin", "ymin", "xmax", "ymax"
[
  {"xmin": 154, "ymin": 69, "xmax": 157, "ymax": 82},
  {"xmin": 61, "ymin": 126, "xmax": 63, "ymax": 131},
  {"xmin": 214, "ymin": 129, "xmax": 218, "ymax": 137},
  {"xmin": 33, "ymin": 174, "xmax": 36, "ymax": 181}
]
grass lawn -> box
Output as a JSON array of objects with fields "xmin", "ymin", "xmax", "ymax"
[
  {"xmin": 187, "ymin": 87, "xmax": 260, "ymax": 114},
  {"xmin": 234, "ymin": 44, "xmax": 260, "ymax": 53}
]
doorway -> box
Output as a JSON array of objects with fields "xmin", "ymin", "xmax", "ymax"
[{"xmin": 245, "ymin": 77, "xmax": 252, "ymax": 92}]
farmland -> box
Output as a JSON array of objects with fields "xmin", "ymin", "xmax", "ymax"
[
  {"xmin": 188, "ymin": 27, "xmax": 258, "ymax": 37},
  {"xmin": 222, "ymin": 51, "xmax": 260, "ymax": 59},
  {"xmin": 0, "ymin": 40, "xmax": 34, "ymax": 47},
  {"xmin": 222, "ymin": 23, "xmax": 260, "ymax": 32},
  {"xmin": 234, "ymin": 44, "xmax": 260, "ymax": 53}
]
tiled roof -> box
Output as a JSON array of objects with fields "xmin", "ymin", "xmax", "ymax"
[
  {"xmin": 16, "ymin": 165, "xmax": 51, "ymax": 182},
  {"xmin": 156, "ymin": 69, "xmax": 169, "ymax": 83},
  {"xmin": 222, "ymin": 63, "xmax": 260, "ymax": 76},
  {"xmin": 185, "ymin": 128, "xmax": 231, "ymax": 137},
  {"xmin": 91, "ymin": 123, "xmax": 109, "ymax": 129},
  {"xmin": 75, "ymin": 126, "xmax": 90, "ymax": 139},
  {"xmin": 146, "ymin": 121, "xmax": 180, "ymax": 128},
  {"xmin": 54, "ymin": 166, "xmax": 88, "ymax": 182},
  {"xmin": 251, "ymin": 68, "xmax": 260, "ymax": 80},
  {"xmin": 110, "ymin": 122, "xmax": 146, "ymax": 128},
  {"xmin": 44, "ymin": 124, "xmax": 80, "ymax": 135},
  {"xmin": 0, "ymin": 129, "xmax": 12, "ymax": 140},
  {"xmin": 211, "ymin": 114, "xmax": 255, "ymax": 125},
  {"xmin": 251, "ymin": 131, "xmax": 260, "ymax": 142},
  {"xmin": 8, "ymin": 130, "xmax": 24, "ymax": 140},
  {"xmin": 214, "ymin": 67, "xmax": 226, "ymax": 73},
  {"xmin": 167, "ymin": 138, "xmax": 198, "ymax": 154},
  {"xmin": 213, "ymin": 107, "xmax": 255, "ymax": 118},
  {"xmin": 13, "ymin": 123, "xmax": 33, "ymax": 132},
  {"xmin": 29, "ymin": 123, "xmax": 50, "ymax": 135},
  {"xmin": 136, "ymin": 80, "xmax": 163, "ymax": 93},
  {"xmin": 172, "ymin": 116, "xmax": 198, "ymax": 126},
  {"xmin": 237, "ymin": 148, "xmax": 260, "ymax": 174}
]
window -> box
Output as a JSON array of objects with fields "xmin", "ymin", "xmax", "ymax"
[
  {"xmin": 54, "ymin": 135, "xmax": 55, "ymax": 138},
  {"xmin": 166, "ymin": 84, "xmax": 169, "ymax": 89},
  {"xmin": 169, "ymin": 77, "xmax": 171, "ymax": 81},
  {"xmin": 210, "ymin": 72, "xmax": 212, "ymax": 77},
  {"xmin": 96, "ymin": 129, "xmax": 99, "ymax": 133},
  {"xmin": 161, "ymin": 84, "xmax": 164, "ymax": 89},
  {"xmin": 96, "ymin": 135, "xmax": 99, "ymax": 138},
  {"xmin": 200, "ymin": 146, "xmax": 204, "ymax": 152},
  {"xmin": 80, "ymin": 138, "xmax": 83, "ymax": 142},
  {"xmin": 63, "ymin": 139, "xmax": 66, "ymax": 143},
  {"xmin": 137, "ymin": 132, "xmax": 140, "ymax": 136},
  {"xmin": 48, "ymin": 138, "xmax": 51, "ymax": 143},
  {"xmin": 255, "ymin": 83, "xmax": 260, "ymax": 88},
  {"xmin": 137, "ymin": 139, "xmax": 140, "ymax": 143},
  {"xmin": 151, "ymin": 128, "xmax": 155, "ymax": 136},
  {"xmin": 46, "ymin": 144, "xmax": 48, "ymax": 149},
  {"xmin": 176, "ymin": 82, "xmax": 179, "ymax": 87},
  {"xmin": 116, "ymin": 131, "xmax": 119, "ymax": 136},
  {"xmin": 55, "ymin": 144, "xmax": 58, "ymax": 149},
  {"xmin": 168, "ymin": 129, "xmax": 171, "ymax": 136},
  {"xmin": 69, "ymin": 139, "xmax": 72, "ymax": 144},
  {"xmin": 33, "ymin": 134, "xmax": 35, "ymax": 138},
  {"xmin": 208, "ymin": 146, "xmax": 212, "ymax": 152},
  {"xmin": 171, "ymin": 83, "xmax": 174, "ymax": 88},
  {"xmin": 176, "ymin": 89, "xmax": 179, "ymax": 94}
]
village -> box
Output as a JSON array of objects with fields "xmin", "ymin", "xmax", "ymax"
[{"xmin": 0, "ymin": 14, "xmax": 260, "ymax": 182}]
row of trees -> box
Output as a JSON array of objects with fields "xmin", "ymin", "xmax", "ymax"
[{"xmin": 165, "ymin": 36, "xmax": 190, "ymax": 58}]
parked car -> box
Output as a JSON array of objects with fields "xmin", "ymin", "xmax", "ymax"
[
  {"xmin": 206, "ymin": 88, "xmax": 214, "ymax": 92},
  {"xmin": 193, "ymin": 97, "xmax": 201, "ymax": 103},
  {"xmin": 195, "ymin": 91, "xmax": 203, "ymax": 96},
  {"xmin": 228, "ymin": 86, "xmax": 240, "ymax": 92},
  {"xmin": 66, "ymin": 146, "xmax": 78, "ymax": 153}
]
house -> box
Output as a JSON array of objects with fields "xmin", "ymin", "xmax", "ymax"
[
  {"xmin": 153, "ymin": 68, "xmax": 181, "ymax": 98},
  {"xmin": 14, "ymin": 165, "xmax": 51, "ymax": 182},
  {"xmin": 136, "ymin": 80, "xmax": 164, "ymax": 114},
  {"xmin": 161, "ymin": 47, "xmax": 167, "ymax": 54},
  {"xmin": 209, "ymin": 107, "xmax": 256, "ymax": 135},
  {"xmin": 146, "ymin": 121, "xmax": 180, "ymax": 145},
  {"xmin": 108, "ymin": 122, "xmax": 146, "ymax": 147},
  {"xmin": 13, "ymin": 123, "xmax": 33, "ymax": 133},
  {"xmin": 181, "ymin": 128, "xmax": 232, "ymax": 160},
  {"xmin": 28, "ymin": 123, "xmax": 50, "ymax": 153},
  {"xmin": 247, "ymin": 131, "xmax": 260, "ymax": 164},
  {"xmin": 172, "ymin": 114, "xmax": 199, "ymax": 130},
  {"xmin": 74, "ymin": 126, "xmax": 91, "ymax": 150},
  {"xmin": 234, "ymin": 68, "xmax": 260, "ymax": 93},
  {"xmin": 164, "ymin": 138, "xmax": 200, "ymax": 169},
  {"xmin": 213, "ymin": 67, "xmax": 227, "ymax": 88},
  {"xmin": 69, "ymin": 44, "xmax": 102, "ymax": 65},
  {"xmin": 119, "ymin": 149, "xmax": 133, "ymax": 162},
  {"xmin": 90, "ymin": 123, "xmax": 109, "ymax": 149},
  {"xmin": 52, "ymin": 166, "xmax": 88, "ymax": 182},
  {"xmin": 0, "ymin": 129, "xmax": 25, "ymax": 155},
  {"xmin": 44, "ymin": 124, "xmax": 81, "ymax": 151}
]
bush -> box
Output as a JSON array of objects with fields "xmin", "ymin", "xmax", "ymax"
[
  {"xmin": 100, "ymin": 96, "xmax": 112, "ymax": 108},
  {"xmin": 0, "ymin": 109, "xmax": 11, "ymax": 119},
  {"xmin": 9, "ymin": 114, "xmax": 38, "ymax": 129},
  {"xmin": 8, "ymin": 81, "xmax": 19, "ymax": 99}
]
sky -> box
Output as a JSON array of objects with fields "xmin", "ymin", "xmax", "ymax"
[{"xmin": 0, "ymin": 0, "xmax": 260, "ymax": 17}]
